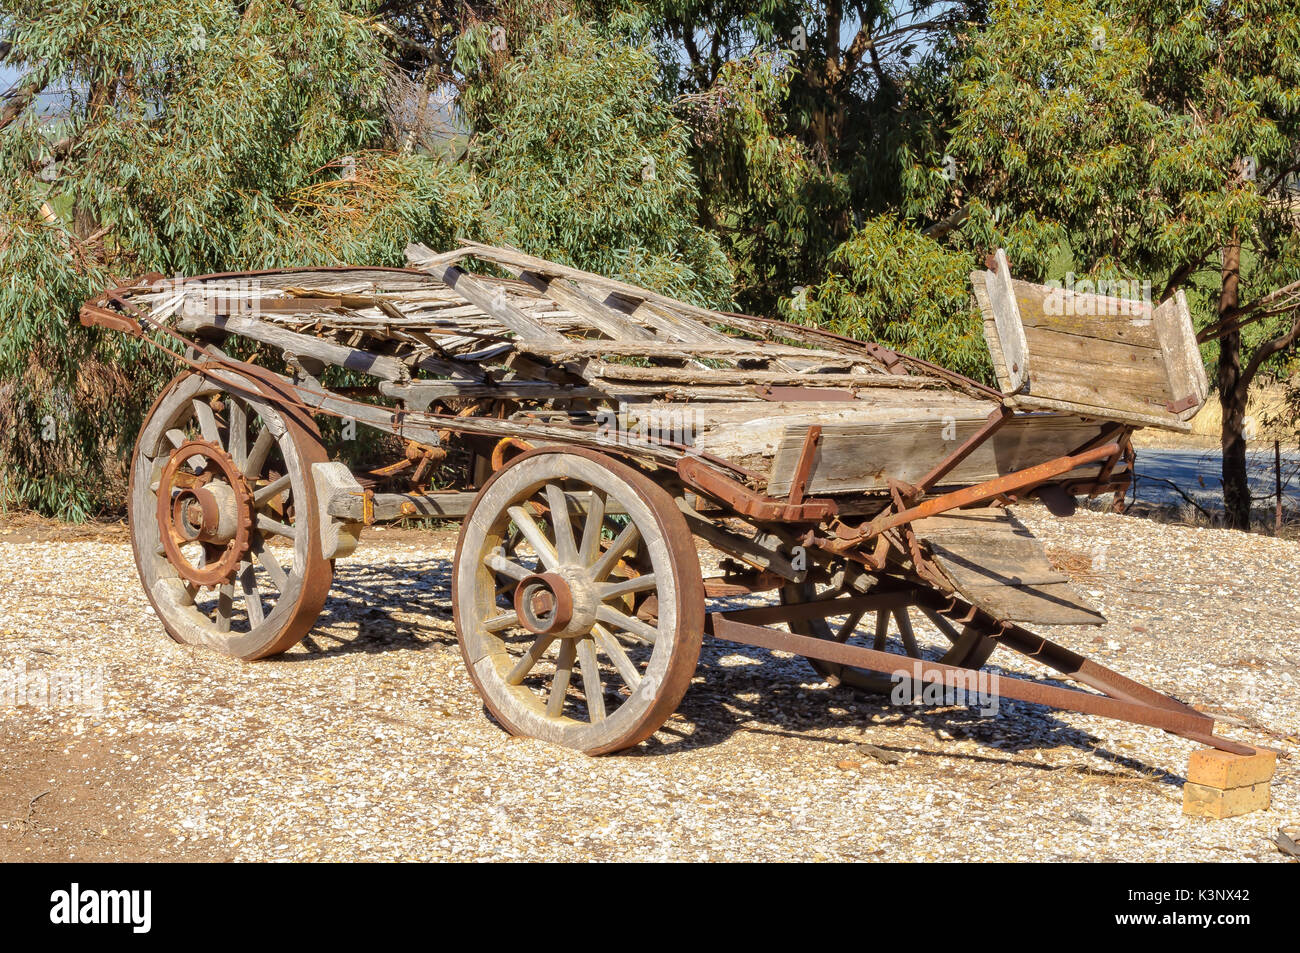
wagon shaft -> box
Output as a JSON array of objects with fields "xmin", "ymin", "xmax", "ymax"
[{"xmin": 80, "ymin": 242, "xmax": 1262, "ymax": 761}]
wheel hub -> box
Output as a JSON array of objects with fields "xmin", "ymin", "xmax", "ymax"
[
  {"xmin": 156, "ymin": 439, "xmax": 254, "ymax": 587},
  {"xmin": 514, "ymin": 567, "xmax": 598, "ymax": 638}
]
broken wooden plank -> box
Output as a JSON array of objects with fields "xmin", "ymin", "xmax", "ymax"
[
  {"xmin": 912, "ymin": 508, "xmax": 1106, "ymax": 626},
  {"xmin": 405, "ymin": 247, "xmax": 568, "ymax": 344},
  {"xmin": 1152, "ymin": 288, "xmax": 1209, "ymax": 420},
  {"xmin": 176, "ymin": 312, "xmax": 412, "ymax": 381}
]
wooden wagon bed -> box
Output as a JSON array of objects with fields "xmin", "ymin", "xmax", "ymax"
[{"xmin": 97, "ymin": 240, "xmax": 1199, "ymax": 503}]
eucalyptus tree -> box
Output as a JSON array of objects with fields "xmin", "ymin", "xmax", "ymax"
[
  {"xmin": 0, "ymin": 1, "xmax": 470, "ymax": 517},
  {"xmin": 904, "ymin": 0, "xmax": 1300, "ymax": 529}
]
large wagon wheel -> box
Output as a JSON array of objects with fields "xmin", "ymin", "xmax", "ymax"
[
  {"xmin": 129, "ymin": 369, "xmax": 332, "ymax": 660},
  {"xmin": 453, "ymin": 448, "xmax": 705, "ymax": 754},
  {"xmin": 781, "ymin": 575, "xmax": 999, "ymax": 694}
]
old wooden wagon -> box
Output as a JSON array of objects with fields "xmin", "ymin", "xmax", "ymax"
[{"xmin": 81, "ymin": 242, "xmax": 1250, "ymax": 756}]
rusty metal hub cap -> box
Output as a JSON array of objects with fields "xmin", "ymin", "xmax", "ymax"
[
  {"xmin": 156, "ymin": 439, "xmax": 254, "ymax": 587},
  {"xmin": 513, "ymin": 568, "xmax": 599, "ymax": 638}
]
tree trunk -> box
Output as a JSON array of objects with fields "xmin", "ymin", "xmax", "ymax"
[{"xmin": 1217, "ymin": 236, "xmax": 1251, "ymax": 530}]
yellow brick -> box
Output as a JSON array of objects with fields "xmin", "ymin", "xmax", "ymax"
[
  {"xmin": 1187, "ymin": 746, "xmax": 1277, "ymax": 789},
  {"xmin": 1182, "ymin": 781, "xmax": 1271, "ymax": 819}
]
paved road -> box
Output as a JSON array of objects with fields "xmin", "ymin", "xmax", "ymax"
[{"xmin": 1130, "ymin": 446, "xmax": 1300, "ymax": 514}]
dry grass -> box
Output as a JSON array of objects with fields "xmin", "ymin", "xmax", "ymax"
[{"xmin": 1134, "ymin": 381, "xmax": 1297, "ymax": 448}]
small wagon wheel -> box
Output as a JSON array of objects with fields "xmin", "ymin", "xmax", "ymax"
[
  {"xmin": 129, "ymin": 369, "xmax": 332, "ymax": 660},
  {"xmin": 453, "ymin": 447, "xmax": 704, "ymax": 754},
  {"xmin": 780, "ymin": 576, "xmax": 999, "ymax": 694}
]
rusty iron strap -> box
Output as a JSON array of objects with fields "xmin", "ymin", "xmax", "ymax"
[
  {"xmin": 676, "ymin": 456, "xmax": 837, "ymax": 522},
  {"xmin": 786, "ymin": 425, "xmax": 822, "ymax": 506},
  {"xmin": 707, "ymin": 614, "xmax": 1252, "ymax": 754},
  {"xmin": 843, "ymin": 442, "xmax": 1122, "ymax": 544},
  {"xmin": 911, "ymin": 406, "xmax": 1011, "ymax": 495},
  {"xmin": 718, "ymin": 590, "xmax": 919, "ymax": 627}
]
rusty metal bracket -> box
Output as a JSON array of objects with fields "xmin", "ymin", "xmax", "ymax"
[
  {"xmin": 786, "ymin": 425, "xmax": 822, "ymax": 506},
  {"xmin": 862, "ymin": 341, "xmax": 910, "ymax": 376},
  {"xmin": 1166, "ymin": 393, "xmax": 1200, "ymax": 414},
  {"xmin": 833, "ymin": 442, "xmax": 1122, "ymax": 551},
  {"xmin": 676, "ymin": 456, "xmax": 837, "ymax": 522},
  {"xmin": 912, "ymin": 406, "xmax": 1011, "ymax": 495}
]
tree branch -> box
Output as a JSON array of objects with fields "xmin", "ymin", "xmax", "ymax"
[
  {"xmin": 1199, "ymin": 277, "xmax": 1300, "ymax": 342},
  {"xmin": 1237, "ymin": 309, "xmax": 1300, "ymax": 401},
  {"xmin": 1, "ymin": 74, "xmax": 45, "ymax": 131}
]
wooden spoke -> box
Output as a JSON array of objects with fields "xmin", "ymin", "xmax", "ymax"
[
  {"xmin": 577, "ymin": 489, "xmax": 606, "ymax": 565},
  {"xmin": 595, "ymin": 604, "xmax": 658, "ymax": 645},
  {"xmin": 193, "ymin": 399, "xmax": 221, "ymax": 445},
  {"xmin": 576, "ymin": 637, "xmax": 606, "ymax": 722},
  {"xmin": 252, "ymin": 536, "xmax": 289, "ymax": 592},
  {"xmin": 256, "ymin": 513, "xmax": 298, "ymax": 540},
  {"xmin": 484, "ymin": 549, "xmax": 531, "ymax": 583},
  {"xmin": 591, "ymin": 624, "xmax": 641, "ymax": 690},
  {"xmin": 919, "ymin": 606, "xmax": 964, "ymax": 644},
  {"xmin": 507, "ymin": 504, "xmax": 560, "ymax": 571},
  {"xmin": 895, "ymin": 608, "xmax": 919, "ymax": 656},
  {"xmin": 164, "ymin": 428, "xmax": 187, "ymax": 450},
  {"xmin": 547, "ymin": 639, "xmax": 577, "ymax": 717},
  {"xmin": 253, "ymin": 473, "xmax": 291, "ymax": 506},
  {"xmin": 482, "ymin": 610, "xmax": 519, "ymax": 633},
  {"xmin": 544, "ymin": 483, "xmax": 578, "ymax": 564},
  {"xmin": 243, "ymin": 427, "xmax": 275, "ymax": 479},
  {"xmin": 217, "ymin": 584, "xmax": 234, "ymax": 632},
  {"xmin": 598, "ymin": 573, "xmax": 657, "ymax": 601},
  {"xmin": 589, "ymin": 522, "xmax": 640, "ymax": 582},
  {"xmin": 506, "ymin": 634, "xmax": 557, "ymax": 685},
  {"xmin": 228, "ymin": 399, "xmax": 248, "ymax": 469},
  {"xmin": 237, "ymin": 563, "xmax": 264, "ymax": 627},
  {"xmin": 872, "ymin": 610, "xmax": 889, "ymax": 650},
  {"xmin": 834, "ymin": 609, "xmax": 865, "ymax": 643}
]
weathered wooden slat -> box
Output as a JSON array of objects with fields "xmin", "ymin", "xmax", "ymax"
[
  {"xmin": 407, "ymin": 251, "xmax": 568, "ymax": 344},
  {"xmin": 1152, "ymin": 288, "xmax": 1209, "ymax": 420},
  {"xmin": 508, "ymin": 269, "xmax": 658, "ymax": 342},
  {"xmin": 765, "ymin": 413, "xmax": 1108, "ymax": 496},
  {"xmin": 522, "ymin": 340, "xmax": 854, "ymax": 362},
  {"xmin": 377, "ymin": 379, "xmax": 608, "ymax": 406},
  {"xmin": 586, "ymin": 361, "xmax": 942, "ymax": 389},
  {"xmin": 912, "ymin": 508, "xmax": 1106, "ymax": 626},
  {"xmin": 176, "ymin": 312, "xmax": 413, "ymax": 381},
  {"xmin": 1014, "ymin": 279, "xmax": 1159, "ymax": 348},
  {"xmin": 982, "ymin": 250, "xmax": 1029, "ymax": 394}
]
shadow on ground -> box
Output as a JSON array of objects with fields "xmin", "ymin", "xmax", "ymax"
[{"xmin": 285, "ymin": 556, "xmax": 1182, "ymax": 784}]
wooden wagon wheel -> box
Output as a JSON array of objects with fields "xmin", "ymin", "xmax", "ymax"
[
  {"xmin": 129, "ymin": 369, "xmax": 333, "ymax": 660},
  {"xmin": 780, "ymin": 576, "xmax": 999, "ymax": 694},
  {"xmin": 453, "ymin": 447, "xmax": 704, "ymax": 754}
]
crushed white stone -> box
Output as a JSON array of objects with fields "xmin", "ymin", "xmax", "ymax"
[{"xmin": 0, "ymin": 505, "xmax": 1295, "ymax": 861}]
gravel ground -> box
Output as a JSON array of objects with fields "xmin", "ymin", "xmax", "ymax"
[{"xmin": 0, "ymin": 506, "xmax": 1296, "ymax": 862}]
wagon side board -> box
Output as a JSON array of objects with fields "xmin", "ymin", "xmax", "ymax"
[
  {"xmin": 762, "ymin": 413, "xmax": 1116, "ymax": 497},
  {"xmin": 974, "ymin": 254, "xmax": 1209, "ymax": 431}
]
